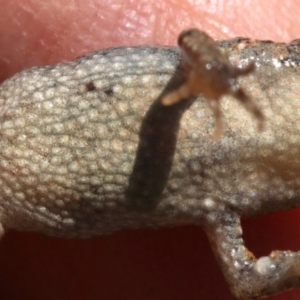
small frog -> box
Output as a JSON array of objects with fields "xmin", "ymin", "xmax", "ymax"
[
  {"xmin": 162, "ymin": 28, "xmax": 265, "ymax": 140},
  {"xmin": 2, "ymin": 28, "xmax": 300, "ymax": 300}
]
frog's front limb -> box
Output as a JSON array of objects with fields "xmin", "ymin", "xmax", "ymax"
[{"xmin": 206, "ymin": 208, "xmax": 300, "ymax": 299}]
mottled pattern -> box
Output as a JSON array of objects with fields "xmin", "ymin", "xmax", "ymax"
[{"xmin": 1, "ymin": 38, "xmax": 300, "ymax": 299}]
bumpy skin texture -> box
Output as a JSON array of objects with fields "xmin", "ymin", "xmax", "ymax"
[{"xmin": 1, "ymin": 38, "xmax": 300, "ymax": 299}]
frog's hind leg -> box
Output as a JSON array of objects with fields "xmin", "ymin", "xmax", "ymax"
[{"xmin": 206, "ymin": 209, "xmax": 300, "ymax": 299}]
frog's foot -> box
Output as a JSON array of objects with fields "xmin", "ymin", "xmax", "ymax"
[
  {"xmin": 206, "ymin": 210, "xmax": 300, "ymax": 299},
  {"xmin": 162, "ymin": 88, "xmax": 224, "ymax": 140}
]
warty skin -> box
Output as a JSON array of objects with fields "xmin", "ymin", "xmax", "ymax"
[{"xmin": 0, "ymin": 37, "xmax": 300, "ymax": 299}]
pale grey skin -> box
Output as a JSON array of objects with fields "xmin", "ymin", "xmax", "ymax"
[{"xmin": 1, "ymin": 37, "xmax": 300, "ymax": 299}]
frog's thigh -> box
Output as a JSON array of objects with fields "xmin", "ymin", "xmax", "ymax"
[{"xmin": 206, "ymin": 209, "xmax": 300, "ymax": 299}]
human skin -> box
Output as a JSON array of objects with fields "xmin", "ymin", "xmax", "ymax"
[{"xmin": 1, "ymin": 0, "xmax": 300, "ymax": 299}]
